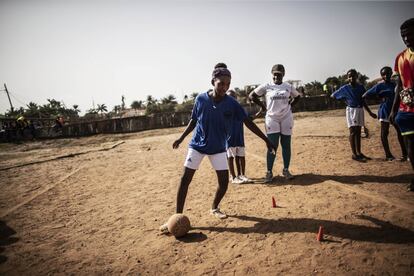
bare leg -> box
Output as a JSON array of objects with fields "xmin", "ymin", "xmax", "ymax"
[
  {"xmin": 240, "ymin": 156, "xmax": 246, "ymax": 176},
  {"xmin": 235, "ymin": 156, "xmax": 242, "ymax": 176},
  {"xmin": 176, "ymin": 167, "xmax": 196, "ymax": 213},
  {"xmin": 212, "ymin": 170, "xmax": 229, "ymax": 209},
  {"xmin": 381, "ymin": 121, "xmax": 393, "ymax": 158},
  {"xmin": 393, "ymin": 123, "xmax": 408, "ymax": 159},
  {"xmin": 355, "ymin": 126, "xmax": 362, "ymax": 156},
  {"xmin": 349, "ymin": 126, "xmax": 358, "ymax": 156},
  {"xmin": 227, "ymin": 157, "xmax": 236, "ymax": 180}
]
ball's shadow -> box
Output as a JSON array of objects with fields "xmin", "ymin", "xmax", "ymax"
[{"xmin": 176, "ymin": 231, "xmax": 207, "ymax": 243}]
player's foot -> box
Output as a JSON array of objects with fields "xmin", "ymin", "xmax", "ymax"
[
  {"xmin": 239, "ymin": 175, "xmax": 252, "ymax": 183},
  {"xmin": 210, "ymin": 208, "xmax": 228, "ymax": 219},
  {"xmin": 400, "ymin": 156, "xmax": 408, "ymax": 162},
  {"xmin": 159, "ymin": 223, "xmax": 169, "ymax": 234},
  {"xmin": 352, "ymin": 155, "xmax": 366, "ymax": 162},
  {"xmin": 359, "ymin": 154, "xmax": 372, "ymax": 160},
  {"xmin": 231, "ymin": 176, "xmax": 244, "ymax": 184},
  {"xmin": 385, "ymin": 155, "xmax": 395, "ymax": 161},
  {"xmin": 282, "ymin": 168, "xmax": 294, "ymax": 180},
  {"xmin": 264, "ymin": 171, "xmax": 273, "ymax": 183}
]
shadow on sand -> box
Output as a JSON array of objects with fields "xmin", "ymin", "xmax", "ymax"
[
  {"xmin": 194, "ymin": 215, "xmax": 414, "ymax": 244},
  {"xmin": 248, "ymin": 173, "xmax": 413, "ymax": 186},
  {"xmin": 0, "ymin": 220, "xmax": 18, "ymax": 264}
]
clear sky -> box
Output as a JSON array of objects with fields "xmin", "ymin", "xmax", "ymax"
[{"xmin": 0, "ymin": 0, "xmax": 413, "ymax": 114}]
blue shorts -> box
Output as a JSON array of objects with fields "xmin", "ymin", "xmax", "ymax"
[
  {"xmin": 395, "ymin": 111, "xmax": 414, "ymax": 136},
  {"xmin": 378, "ymin": 104, "xmax": 392, "ymax": 122}
]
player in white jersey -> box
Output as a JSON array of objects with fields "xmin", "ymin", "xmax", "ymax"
[{"xmin": 249, "ymin": 64, "xmax": 300, "ymax": 183}]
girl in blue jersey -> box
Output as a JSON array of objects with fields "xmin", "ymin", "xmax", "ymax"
[
  {"xmin": 160, "ymin": 67, "xmax": 276, "ymax": 233},
  {"xmin": 362, "ymin": 66, "xmax": 407, "ymax": 161},
  {"xmin": 331, "ymin": 69, "xmax": 377, "ymax": 162}
]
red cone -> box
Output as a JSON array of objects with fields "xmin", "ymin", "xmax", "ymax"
[
  {"xmin": 272, "ymin": 197, "xmax": 277, "ymax": 208},
  {"xmin": 317, "ymin": 226, "xmax": 324, "ymax": 241}
]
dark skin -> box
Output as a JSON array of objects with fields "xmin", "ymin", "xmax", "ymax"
[
  {"xmin": 249, "ymin": 70, "xmax": 300, "ymax": 116},
  {"xmin": 362, "ymin": 67, "xmax": 407, "ymax": 160},
  {"xmin": 335, "ymin": 71, "xmax": 376, "ymax": 161},
  {"xmin": 173, "ymin": 76, "xmax": 277, "ymax": 213},
  {"xmin": 390, "ymin": 25, "xmax": 414, "ymax": 190}
]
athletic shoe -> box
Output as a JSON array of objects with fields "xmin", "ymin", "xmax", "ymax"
[
  {"xmin": 282, "ymin": 168, "xmax": 294, "ymax": 180},
  {"xmin": 210, "ymin": 208, "xmax": 227, "ymax": 219},
  {"xmin": 239, "ymin": 175, "xmax": 252, "ymax": 183},
  {"xmin": 231, "ymin": 176, "xmax": 244, "ymax": 184},
  {"xmin": 159, "ymin": 223, "xmax": 169, "ymax": 234},
  {"xmin": 400, "ymin": 156, "xmax": 408, "ymax": 162},
  {"xmin": 264, "ymin": 171, "xmax": 273, "ymax": 183},
  {"xmin": 359, "ymin": 154, "xmax": 372, "ymax": 160},
  {"xmin": 385, "ymin": 155, "xmax": 395, "ymax": 161},
  {"xmin": 352, "ymin": 155, "xmax": 367, "ymax": 162}
]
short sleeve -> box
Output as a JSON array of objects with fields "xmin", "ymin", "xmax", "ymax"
[
  {"xmin": 191, "ymin": 97, "xmax": 199, "ymax": 120},
  {"xmin": 364, "ymin": 84, "xmax": 379, "ymax": 97},
  {"xmin": 332, "ymin": 86, "xmax": 346, "ymax": 100},
  {"xmin": 290, "ymin": 84, "xmax": 300, "ymax": 98},
  {"xmin": 233, "ymin": 101, "xmax": 248, "ymax": 122},
  {"xmin": 253, "ymin": 84, "xmax": 267, "ymax": 96},
  {"xmin": 394, "ymin": 53, "xmax": 401, "ymax": 75}
]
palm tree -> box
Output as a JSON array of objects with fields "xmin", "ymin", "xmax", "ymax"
[
  {"xmin": 72, "ymin": 105, "xmax": 80, "ymax": 115},
  {"xmin": 146, "ymin": 95, "xmax": 157, "ymax": 106},
  {"xmin": 96, "ymin": 104, "xmax": 108, "ymax": 114},
  {"xmin": 161, "ymin": 94, "xmax": 177, "ymax": 105},
  {"xmin": 131, "ymin": 100, "xmax": 143, "ymax": 110}
]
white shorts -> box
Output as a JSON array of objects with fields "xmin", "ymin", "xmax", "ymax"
[
  {"xmin": 265, "ymin": 113, "xmax": 294, "ymax": 135},
  {"xmin": 226, "ymin": 146, "xmax": 245, "ymax": 158},
  {"xmin": 184, "ymin": 148, "xmax": 228, "ymax": 171},
  {"xmin": 346, "ymin": 107, "xmax": 365, "ymax": 128}
]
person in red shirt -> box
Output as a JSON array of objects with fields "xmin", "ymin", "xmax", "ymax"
[{"xmin": 390, "ymin": 18, "xmax": 414, "ymax": 191}]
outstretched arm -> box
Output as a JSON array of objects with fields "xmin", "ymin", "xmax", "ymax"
[
  {"xmin": 173, "ymin": 119, "xmax": 196, "ymax": 149},
  {"xmin": 249, "ymin": 91, "xmax": 267, "ymax": 112},
  {"xmin": 290, "ymin": 95, "xmax": 300, "ymax": 107},
  {"xmin": 243, "ymin": 117, "xmax": 276, "ymax": 154},
  {"xmin": 363, "ymin": 100, "xmax": 377, "ymax": 119},
  {"xmin": 389, "ymin": 76, "xmax": 402, "ymax": 124}
]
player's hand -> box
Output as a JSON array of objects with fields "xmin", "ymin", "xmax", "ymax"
[
  {"xmin": 172, "ymin": 138, "xmax": 183, "ymax": 149},
  {"xmin": 370, "ymin": 112, "xmax": 377, "ymax": 119},
  {"xmin": 389, "ymin": 113, "xmax": 395, "ymax": 124},
  {"xmin": 266, "ymin": 139, "xmax": 277, "ymax": 155}
]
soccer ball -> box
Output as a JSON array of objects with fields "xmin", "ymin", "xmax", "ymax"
[{"xmin": 167, "ymin": 214, "xmax": 191, "ymax": 238}]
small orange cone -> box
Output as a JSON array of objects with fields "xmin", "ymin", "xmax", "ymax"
[
  {"xmin": 317, "ymin": 226, "xmax": 324, "ymax": 241},
  {"xmin": 272, "ymin": 197, "xmax": 277, "ymax": 208}
]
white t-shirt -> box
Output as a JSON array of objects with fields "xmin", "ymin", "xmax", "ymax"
[{"xmin": 253, "ymin": 82, "xmax": 300, "ymax": 121}]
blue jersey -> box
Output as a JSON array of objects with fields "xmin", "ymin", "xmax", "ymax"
[
  {"xmin": 227, "ymin": 118, "xmax": 244, "ymax": 148},
  {"xmin": 332, "ymin": 84, "xmax": 365, "ymax": 108},
  {"xmin": 189, "ymin": 92, "xmax": 248, "ymax": 154},
  {"xmin": 364, "ymin": 82, "xmax": 396, "ymax": 120}
]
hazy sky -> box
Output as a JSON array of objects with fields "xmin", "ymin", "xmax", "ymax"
[{"xmin": 0, "ymin": 0, "xmax": 413, "ymax": 114}]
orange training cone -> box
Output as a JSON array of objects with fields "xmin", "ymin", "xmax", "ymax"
[
  {"xmin": 317, "ymin": 226, "xmax": 324, "ymax": 241},
  {"xmin": 272, "ymin": 197, "xmax": 277, "ymax": 208}
]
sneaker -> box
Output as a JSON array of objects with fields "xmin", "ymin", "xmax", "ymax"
[
  {"xmin": 239, "ymin": 175, "xmax": 252, "ymax": 183},
  {"xmin": 231, "ymin": 176, "xmax": 244, "ymax": 184},
  {"xmin": 159, "ymin": 223, "xmax": 169, "ymax": 234},
  {"xmin": 359, "ymin": 154, "xmax": 372, "ymax": 160},
  {"xmin": 400, "ymin": 156, "xmax": 408, "ymax": 162},
  {"xmin": 264, "ymin": 171, "xmax": 273, "ymax": 183},
  {"xmin": 210, "ymin": 208, "xmax": 228, "ymax": 219},
  {"xmin": 282, "ymin": 168, "xmax": 294, "ymax": 180},
  {"xmin": 385, "ymin": 155, "xmax": 395, "ymax": 161},
  {"xmin": 352, "ymin": 155, "xmax": 367, "ymax": 162}
]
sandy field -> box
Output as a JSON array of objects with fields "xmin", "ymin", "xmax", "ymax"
[{"xmin": 0, "ymin": 108, "xmax": 413, "ymax": 275}]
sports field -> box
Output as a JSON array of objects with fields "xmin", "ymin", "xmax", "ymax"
[{"xmin": 0, "ymin": 108, "xmax": 413, "ymax": 275}]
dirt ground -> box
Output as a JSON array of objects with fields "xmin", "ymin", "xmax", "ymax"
[{"xmin": 0, "ymin": 108, "xmax": 413, "ymax": 275}]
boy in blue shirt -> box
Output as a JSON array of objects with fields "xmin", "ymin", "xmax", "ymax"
[
  {"xmin": 226, "ymin": 89, "xmax": 251, "ymax": 184},
  {"xmin": 160, "ymin": 67, "xmax": 276, "ymax": 233},
  {"xmin": 363, "ymin": 66, "xmax": 407, "ymax": 161},
  {"xmin": 331, "ymin": 69, "xmax": 377, "ymax": 162}
]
